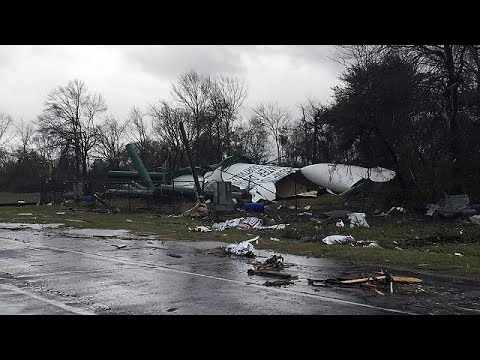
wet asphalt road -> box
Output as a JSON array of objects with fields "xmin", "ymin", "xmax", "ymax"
[{"xmin": 0, "ymin": 224, "xmax": 479, "ymax": 315}]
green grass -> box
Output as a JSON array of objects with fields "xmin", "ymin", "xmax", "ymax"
[{"xmin": 1, "ymin": 195, "xmax": 480, "ymax": 277}]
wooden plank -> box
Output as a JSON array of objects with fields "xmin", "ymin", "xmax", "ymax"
[
  {"xmin": 248, "ymin": 269, "xmax": 298, "ymax": 279},
  {"xmin": 391, "ymin": 276, "xmax": 422, "ymax": 283}
]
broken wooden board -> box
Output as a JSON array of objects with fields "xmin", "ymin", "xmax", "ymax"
[
  {"xmin": 263, "ymin": 280, "xmax": 294, "ymax": 287},
  {"xmin": 247, "ymin": 269, "xmax": 298, "ymax": 279},
  {"xmin": 340, "ymin": 275, "xmax": 422, "ymax": 284}
]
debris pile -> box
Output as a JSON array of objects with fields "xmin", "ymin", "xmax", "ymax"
[
  {"xmin": 212, "ymin": 217, "xmax": 289, "ymax": 231},
  {"xmin": 224, "ymin": 236, "xmax": 259, "ymax": 257},
  {"xmin": 426, "ymin": 194, "xmax": 477, "ymax": 218},
  {"xmin": 307, "ymin": 270, "xmax": 423, "ymax": 294},
  {"xmin": 247, "ymin": 254, "xmax": 298, "ymax": 282}
]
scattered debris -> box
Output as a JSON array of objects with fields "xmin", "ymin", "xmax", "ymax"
[
  {"xmin": 212, "ymin": 217, "xmax": 289, "ymax": 231},
  {"xmin": 65, "ymin": 219, "xmax": 86, "ymax": 223},
  {"xmin": 335, "ymin": 220, "xmax": 345, "ymax": 227},
  {"xmin": 348, "ymin": 212, "xmax": 369, "ymax": 227},
  {"xmin": 181, "ymin": 202, "xmax": 208, "ymax": 217},
  {"xmin": 126, "ymin": 219, "xmax": 133, "ymax": 223},
  {"xmin": 111, "ymin": 244, "xmax": 127, "ymax": 249},
  {"xmin": 56, "ymin": 212, "xmax": 66, "ymax": 215},
  {"xmin": 263, "ymin": 280, "xmax": 294, "ymax": 287},
  {"xmin": 426, "ymin": 194, "xmax": 477, "ymax": 218},
  {"xmin": 269, "ymin": 237, "xmax": 280, "ymax": 242},
  {"xmin": 322, "ymin": 235, "xmax": 356, "ymax": 245},
  {"xmin": 17, "ymin": 213, "xmax": 33, "ymax": 216},
  {"xmin": 395, "ymin": 246, "xmax": 404, "ymax": 251},
  {"xmin": 470, "ymin": 215, "xmax": 480, "ymax": 225},
  {"xmin": 167, "ymin": 253, "xmax": 182, "ymax": 258},
  {"xmin": 225, "ymin": 236, "xmax": 259, "ymax": 257},
  {"xmin": 254, "ymin": 255, "xmax": 285, "ymax": 270},
  {"xmin": 303, "ymin": 205, "xmax": 311, "ymax": 210},
  {"xmin": 188, "ymin": 226, "xmax": 212, "ymax": 232},
  {"xmin": 248, "ymin": 255, "xmax": 297, "ymax": 279},
  {"xmin": 248, "ymin": 269, "xmax": 298, "ymax": 279},
  {"xmin": 454, "ymin": 252, "xmax": 464, "ymax": 257},
  {"xmin": 298, "ymin": 211, "xmax": 312, "ymax": 216},
  {"xmin": 382, "ymin": 207, "xmax": 406, "ymax": 216},
  {"xmin": 307, "ymin": 271, "xmax": 422, "ymax": 294},
  {"xmin": 374, "ymin": 289, "xmax": 384, "ymax": 296}
]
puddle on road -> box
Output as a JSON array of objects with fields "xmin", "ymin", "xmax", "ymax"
[{"xmin": 0, "ymin": 222, "xmax": 65, "ymax": 230}]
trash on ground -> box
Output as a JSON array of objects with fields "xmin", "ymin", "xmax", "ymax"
[
  {"xmin": 56, "ymin": 212, "xmax": 66, "ymax": 215},
  {"xmin": 263, "ymin": 280, "xmax": 294, "ymax": 287},
  {"xmin": 17, "ymin": 213, "xmax": 33, "ymax": 216},
  {"xmin": 382, "ymin": 207, "xmax": 406, "ymax": 216},
  {"xmin": 307, "ymin": 271, "xmax": 422, "ymax": 294},
  {"xmin": 336, "ymin": 220, "xmax": 345, "ymax": 227},
  {"xmin": 395, "ymin": 246, "xmax": 404, "ymax": 251},
  {"xmin": 224, "ymin": 236, "xmax": 258, "ymax": 257},
  {"xmin": 348, "ymin": 212, "xmax": 369, "ymax": 227},
  {"xmin": 454, "ymin": 252, "xmax": 464, "ymax": 257},
  {"xmin": 212, "ymin": 217, "xmax": 289, "ymax": 231},
  {"xmin": 167, "ymin": 253, "xmax": 182, "ymax": 258},
  {"xmin": 303, "ymin": 205, "xmax": 311, "ymax": 210},
  {"xmin": 188, "ymin": 225, "xmax": 212, "ymax": 232},
  {"xmin": 298, "ymin": 212, "xmax": 312, "ymax": 216},
  {"xmin": 270, "ymin": 237, "xmax": 280, "ymax": 242},
  {"xmin": 253, "ymin": 254, "xmax": 285, "ymax": 270},
  {"xmin": 181, "ymin": 202, "xmax": 208, "ymax": 217},
  {"xmin": 126, "ymin": 219, "xmax": 133, "ymax": 223},
  {"xmin": 65, "ymin": 219, "xmax": 86, "ymax": 223},
  {"xmin": 322, "ymin": 235, "xmax": 356, "ymax": 245},
  {"xmin": 248, "ymin": 254, "xmax": 297, "ymax": 279}
]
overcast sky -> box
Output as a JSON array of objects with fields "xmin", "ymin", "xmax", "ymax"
[{"xmin": 0, "ymin": 45, "xmax": 344, "ymax": 125}]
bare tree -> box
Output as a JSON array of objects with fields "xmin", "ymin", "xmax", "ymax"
[
  {"xmin": 171, "ymin": 70, "xmax": 212, "ymax": 159},
  {"xmin": 97, "ymin": 115, "xmax": 130, "ymax": 168},
  {"xmin": 210, "ymin": 75, "xmax": 247, "ymax": 156},
  {"xmin": 0, "ymin": 112, "xmax": 14, "ymax": 147},
  {"xmin": 253, "ymin": 102, "xmax": 291, "ymax": 164},
  {"xmin": 15, "ymin": 119, "xmax": 36, "ymax": 155},
  {"xmin": 37, "ymin": 79, "xmax": 107, "ymax": 180},
  {"xmin": 150, "ymin": 101, "xmax": 190, "ymax": 168}
]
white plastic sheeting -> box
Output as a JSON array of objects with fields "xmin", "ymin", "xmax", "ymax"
[
  {"xmin": 212, "ymin": 217, "xmax": 289, "ymax": 231},
  {"xmin": 348, "ymin": 213, "xmax": 369, "ymax": 227},
  {"xmin": 300, "ymin": 163, "xmax": 396, "ymax": 194},
  {"xmin": 225, "ymin": 236, "xmax": 259, "ymax": 256},
  {"xmin": 322, "ymin": 235, "xmax": 356, "ymax": 245}
]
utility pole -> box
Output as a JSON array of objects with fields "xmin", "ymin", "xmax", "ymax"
[{"xmin": 179, "ymin": 121, "xmax": 204, "ymax": 202}]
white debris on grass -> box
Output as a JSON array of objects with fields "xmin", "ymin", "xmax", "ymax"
[
  {"xmin": 188, "ymin": 226, "xmax": 212, "ymax": 232},
  {"xmin": 454, "ymin": 252, "xmax": 464, "ymax": 257},
  {"xmin": 212, "ymin": 217, "xmax": 289, "ymax": 231},
  {"xmin": 348, "ymin": 212, "xmax": 369, "ymax": 227},
  {"xmin": 322, "ymin": 235, "xmax": 356, "ymax": 245},
  {"xmin": 336, "ymin": 220, "xmax": 345, "ymax": 227}
]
